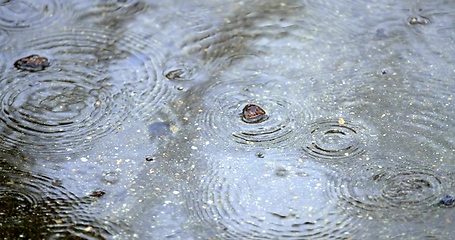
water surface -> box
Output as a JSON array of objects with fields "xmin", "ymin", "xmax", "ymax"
[{"xmin": 1, "ymin": 0, "xmax": 455, "ymax": 239}]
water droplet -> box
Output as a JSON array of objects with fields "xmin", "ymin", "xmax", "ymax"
[{"xmin": 102, "ymin": 171, "xmax": 120, "ymax": 184}]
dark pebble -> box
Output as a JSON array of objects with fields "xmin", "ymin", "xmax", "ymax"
[
  {"xmin": 438, "ymin": 195, "xmax": 455, "ymax": 207},
  {"xmin": 90, "ymin": 190, "xmax": 106, "ymax": 198},
  {"xmin": 14, "ymin": 54, "xmax": 50, "ymax": 72},
  {"xmin": 242, "ymin": 104, "xmax": 267, "ymax": 123}
]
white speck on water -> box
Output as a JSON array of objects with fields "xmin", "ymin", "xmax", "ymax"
[
  {"xmin": 81, "ymin": 157, "xmax": 88, "ymax": 162},
  {"xmin": 173, "ymin": 191, "xmax": 180, "ymax": 195},
  {"xmin": 191, "ymin": 146, "xmax": 198, "ymax": 150}
]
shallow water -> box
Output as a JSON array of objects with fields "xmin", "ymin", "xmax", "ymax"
[{"xmin": 1, "ymin": 0, "xmax": 455, "ymax": 239}]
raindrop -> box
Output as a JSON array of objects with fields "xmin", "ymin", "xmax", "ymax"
[
  {"xmin": 102, "ymin": 171, "xmax": 120, "ymax": 184},
  {"xmin": 162, "ymin": 56, "xmax": 202, "ymax": 82},
  {"xmin": 302, "ymin": 118, "xmax": 370, "ymax": 160},
  {"xmin": 161, "ymin": 55, "xmax": 210, "ymax": 92}
]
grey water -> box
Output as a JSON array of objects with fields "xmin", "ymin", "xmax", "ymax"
[{"xmin": 1, "ymin": 0, "xmax": 455, "ymax": 239}]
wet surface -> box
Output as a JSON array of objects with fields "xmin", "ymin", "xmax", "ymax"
[{"xmin": 1, "ymin": 0, "xmax": 455, "ymax": 239}]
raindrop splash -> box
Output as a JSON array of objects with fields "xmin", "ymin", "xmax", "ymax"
[{"xmin": 302, "ymin": 118, "xmax": 371, "ymax": 160}]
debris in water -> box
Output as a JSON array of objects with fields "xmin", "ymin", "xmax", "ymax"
[
  {"xmin": 14, "ymin": 54, "xmax": 50, "ymax": 71},
  {"xmin": 438, "ymin": 195, "xmax": 455, "ymax": 207},
  {"xmin": 242, "ymin": 104, "xmax": 266, "ymax": 123}
]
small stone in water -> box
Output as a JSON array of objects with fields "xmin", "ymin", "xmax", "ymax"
[
  {"xmin": 438, "ymin": 195, "xmax": 455, "ymax": 207},
  {"xmin": 408, "ymin": 16, "xmax": 430, "ymax": 25},
  {"xmin": 90, "ymin": 190, "xmax": 106, "ymax": 197},
  {"xmin": 242, "ymin": 104, "xmax": 266, "ymax": 123},
  {"xmin": 14, "ymin": 54, "xmax": 50, "ymax": 72}
]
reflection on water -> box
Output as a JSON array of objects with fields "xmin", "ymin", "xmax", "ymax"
[
  {"xmin": 1, "ymin": 0, "xmax": 455, "ymax": 239},
  {"xmin": 0, "ymin": 159, "xmax": 129, "ymax": 239},
  {"xmin": 184, "ymin": 151, "xmax": 362, "ymax": 239}
]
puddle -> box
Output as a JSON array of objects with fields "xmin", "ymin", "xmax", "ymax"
[{"xmin": 1, "ymin": 0, "xmax": 455, "ymax": 239}]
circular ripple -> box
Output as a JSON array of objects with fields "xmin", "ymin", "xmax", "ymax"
[
  {"xmin": 105, "ymin": 28, "xmax": 176, "ymax": 120},
  {"xmin": 0, "ymin": 70, "xmax": 124, "ymax": 154},
  {"xmin": 185, "ymin": 152, "xmax": 360, "ymax": 239},
  {"xmin": 334, "ymin": 164, "xmax": 449, "ymax": 221},
  {"xmin": 74, "ymin": 0, "xmax": 147, "ymax": 25},
  {"xmin": 194, "ymin": 78, "xmax": 312, "ymax": 148},
  {"xmin": 0, "ymin": 160, "xmax": 128, "ymax": 239},
  {"xmin": 16, "ymin": 28, "xmax": 118, "ymax": 63},
  {"xmin": 0, "ymin": 0, "xmax": 72, "ymax": 31},
  {"xmin": 162, "ymin": 55, "xmax": 210, "ymax": 91},
  {"xmin": 0, "ymin": 28, "xmax": 129, "ymax": 154},
  {"xmin": 302, "ymin": 118, "xmax": 371, "ymax": 160}
]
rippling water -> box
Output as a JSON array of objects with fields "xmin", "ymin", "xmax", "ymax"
[{"xmin": 1, "ymin": 0, "xmax": 455, "ymax": 239}]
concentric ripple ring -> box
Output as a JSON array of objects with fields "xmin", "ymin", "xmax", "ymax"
[{"xmin": 302, "ymin": 118, "xmax": 371, "ymax": 160}]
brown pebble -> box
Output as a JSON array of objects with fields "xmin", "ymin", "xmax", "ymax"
[
  {"xmin": 90, "ymin": 190, "xmax": 106, "ymax": 197},
  {"xmin": 242, "ymin": 104, "xmax": 266, "ymax": 123},
  {"xmin": 14, "ymin": 54, "xmax": 50, "ymax": 72}
]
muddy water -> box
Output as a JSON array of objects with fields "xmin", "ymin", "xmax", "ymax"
[{"xmin": 1, "ymin": 0, "xmax": 455, "ymax": 239}]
